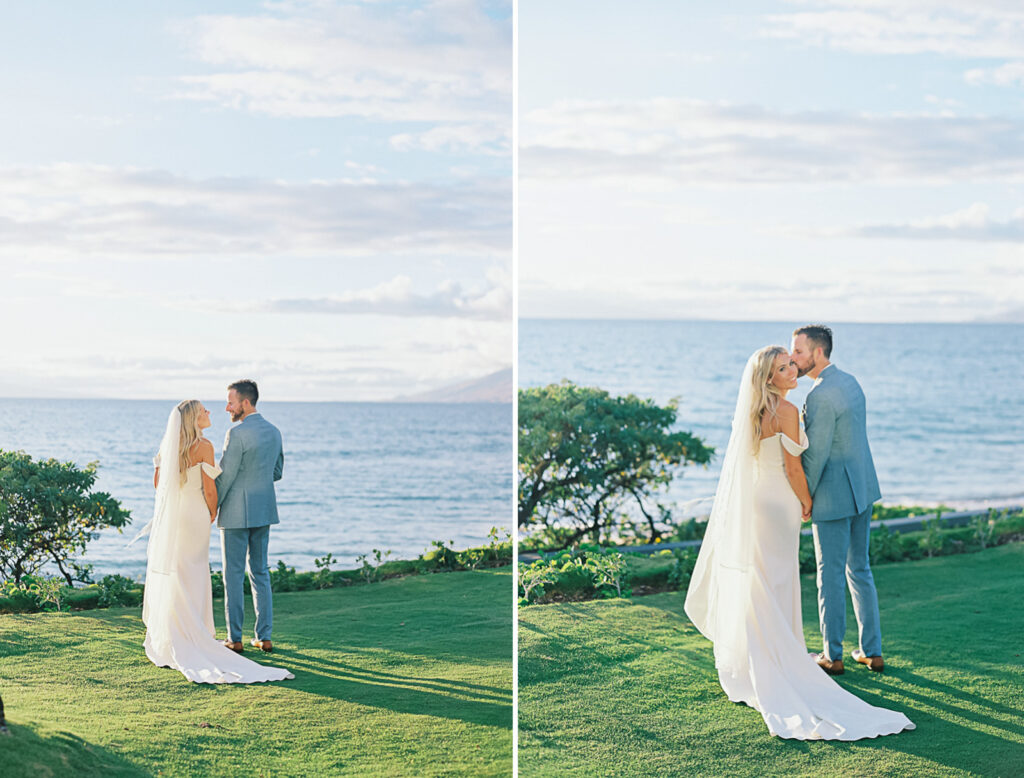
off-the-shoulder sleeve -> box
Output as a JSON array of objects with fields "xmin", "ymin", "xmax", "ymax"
[
  {"xmin": 200, "ymin": 462, "xmax": 223, "ymax": 479},
  {"xmin": 780, "ymin": 429, "xmax": 809, "ymax": 455},
  {"xmin": 153, "ymin": 453, "xmax": 161, "ymax": 467}
]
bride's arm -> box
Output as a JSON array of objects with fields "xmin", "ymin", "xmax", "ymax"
[
  {"xmin": 197, "ymin": 439, "xmax": 218, "ymax": 521},
  {"xmin": 779, "ymin": 403, "xmax": 812, "ymax": 520}
]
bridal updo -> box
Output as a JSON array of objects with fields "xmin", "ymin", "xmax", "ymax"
[
  {"xmin": 176, "ymin": 400, "xmax": 204, "ymax": 484},
  {"xmin": 749, "ymin": 345, "xmax": 787, "ymax": 450}
]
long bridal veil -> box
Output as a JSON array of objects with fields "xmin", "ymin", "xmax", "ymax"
[
  {"xmin": 683, "ymin": 351, "xmax": 760, "ymax": 680},
  {"xmin": 141, "ymin": 405, "xmax": 187, "ymax": 640}
]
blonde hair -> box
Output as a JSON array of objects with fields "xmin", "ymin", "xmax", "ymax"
[
  {"xmin": 176, "ymin": 400, "xmax": 204, "ymax": 484},
  {"xmin": 750, "ymin": 346, "xmax": 787, "ymax": 450}
]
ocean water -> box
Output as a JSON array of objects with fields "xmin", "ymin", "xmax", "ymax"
[
  {"xmin": 519, "ymin": 320, "xmax": 1024, "ymax": 513},
  {"xmin": 0, "ymin": 400, "xmax": 512, "ymax": 578}
]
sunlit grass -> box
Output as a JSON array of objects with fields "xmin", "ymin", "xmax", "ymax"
[
  {"xmin": 519, "ymin": 545, "xmax": 1024, "ymax": 777},
  {"xmin": 0, "ymin": 568, "xmax": 513, "ymax": 777}
]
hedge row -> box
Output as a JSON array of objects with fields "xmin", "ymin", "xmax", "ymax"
[
  {"xmin": 0, "ymin": 530, "xmax": 512, "ymax": 614},
  {"xmin": 519, "ymin": 510, "xmax": 1024, "ymax": 605}
]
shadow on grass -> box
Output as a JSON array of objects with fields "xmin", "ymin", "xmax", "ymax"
[
  {"xmin": 2, "ymin": 721, "xmax": 147, "ymax": 778},
  {"xmin": 86, "ymin": 632, "xmax": 512, "ymax": 730},
  {"xmin": 284, "ymin": 648, "xmax": 511, "ymax": 698},
  {"xmin": 278, "ymin": 649, "xmax": 513, "ymax": 729}
]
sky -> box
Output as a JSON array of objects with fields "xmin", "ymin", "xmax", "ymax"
[
  {"xmin": 0, "ymin": 0, "xmax": 511, "ymax": 400},
  {"xmin": 519, "ymin": 0, "xmax": 1024, "ymax": 322}
]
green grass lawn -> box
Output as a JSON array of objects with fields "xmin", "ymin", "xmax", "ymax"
[
  {"xmin": 0, "ymin": 568, "xmax": 513, "ymax": 778},
  {"xmin": 518, "ymin": 544, "xmax": 1024, "ymax": 778}
]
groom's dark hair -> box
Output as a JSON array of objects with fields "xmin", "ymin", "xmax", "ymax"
[
  {"xmin": 793, "ymin": 325, "xmax": 833, "ymax": 358},
  {"xmin": 228, "ymin": 379, "xmax": 259, "ymax": 406}
]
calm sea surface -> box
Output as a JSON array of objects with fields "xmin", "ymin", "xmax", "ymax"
[
  {"xmin": 0, "ymin": 400, "xmax": 512, "ymax": 578},
  {"xmin": 519, "ymin": 320, "xmax": 1024, "ymax": 514}
]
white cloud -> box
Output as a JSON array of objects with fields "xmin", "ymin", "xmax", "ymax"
[
  {"xmin": 223, "ymin": 268, "xmax": 511, "ymax": 320},
  {"xmin": 847, "ymin": 202, "xmax": 1024, "ymax": 240},
  {"xmin": 0, "ymin": 163, "xmax": 510, "ymax": 259},
  {"xmin": 759, "ymin": 2, "xmax": 1024, "ymax": 59},
  {"xmin": 965, "ymin": 61, "xmax": 1024, "ymax": 86},
  {"xmin": 390, "ymin": 124, "xmax": 511, "ymax": 156},
  {"xmin": 521, "ymin": 99, "xmax": 1024, "ymax": 186},
  {"xmin": 169, "ymin": 0, "xmax": 511, "ymax": 154}
]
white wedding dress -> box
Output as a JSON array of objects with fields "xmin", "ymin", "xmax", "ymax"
[
  {"xmin": 142, "ymin": 416, "xmax": 293, "ymax": 684},
  {"xmin": 725, "ymin": 431, "xmax": 914, "ymax": 739},
  {"xmin": 685, "ymin": 353, "xmax": 914, "ymax": 740}
]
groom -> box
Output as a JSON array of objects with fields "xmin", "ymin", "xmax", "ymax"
[
  {"xmin": 215, "ymin": 379, "xmax": 284, "ymax": 654},
  {"xmin": 791, "ymin": 325, "xmax": 884, "ymax": 677}
]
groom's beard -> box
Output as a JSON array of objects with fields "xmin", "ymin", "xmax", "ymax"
[
  {"xmin": 230, "ymin": 410, "xmax": 244, "ymax": 422},
  {"xmin": 796, "ymin": 356, "xmax": 815, "ymax": 378}
]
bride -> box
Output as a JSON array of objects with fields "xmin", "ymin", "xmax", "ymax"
[
  {"xmin": 142, "ymin": 400, "xmax": 293, "ymax": 684},
  {"xmin": 684, "ymin": 347, "xmax": 913, "ymax": 740}
]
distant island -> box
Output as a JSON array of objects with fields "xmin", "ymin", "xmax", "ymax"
[{"xmin": 391, "ymin": 367, "xmax": 512, "ymax": 403}]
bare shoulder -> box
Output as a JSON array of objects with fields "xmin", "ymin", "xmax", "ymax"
[
  {"xmin": 191, "ymin": 437, "xmax": 215, "ymax": 463},
  {"xmin": 777, "ymin": 400, "xmax": 799, "ymax": 420}
]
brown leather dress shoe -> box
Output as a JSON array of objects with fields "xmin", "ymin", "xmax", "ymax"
[
  {"xmin": 811, "ymin": 652, "xmax": 845, "ymax": 675},
  {"xmin": 250, "ymin": 638, "xmax": 273, "ymax": 653},
  {"xmin": 851, "ymin": 648, "xmax": 884, "ymax": 672},
  {"xmin": 223, "ymin": 640, "xmax": 243, "ymax": 654}
]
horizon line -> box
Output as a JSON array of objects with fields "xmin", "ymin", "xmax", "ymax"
[
  {"xmin": 0, "ymin": 397, "xmax": 512, "ymax": 404},
  {"xmin": 518, "ymin": 317, "xmax": 1019, "ymax": 325}
]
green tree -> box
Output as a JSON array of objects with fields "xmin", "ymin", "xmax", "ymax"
[
  {"xmin": 0, "ymin": 450, "xmax": 131, "ymax": 584},
  {"xmin": 518, "ymin": 382, "xmax": 713, "ymax": 545}
]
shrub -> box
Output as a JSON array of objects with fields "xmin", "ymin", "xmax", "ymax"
[
  {"xmin": 422, "ymin": 539, "xmax": 461, "ymax": 572},
  {"xmin": 356, "ymin": 549, "xmax": 392, "ymax": 583},
  {"xmin": 519, "ymin": 383, "xmax": 713, "ymax": 545},
  {"xmin": 95, "ymin": 574, "xmax": 141, "ymax": 608},
  {"xmin": 458, "ymin": 547, "xmax": 486, "ymax": 570},
  {"xmin": 517, "ymin": 560, "xmax": 559, "ymax": 605},
  {"xmin": 588, "ymin": 551, "xmax": 629, "ymax": 598},
  {"xmin": 518, "ymin": 546, "xmax": 633, "ymax": 604},
  {"xmin": 210, "ymin": 570, "xmax": 225, "ymax": 598},
  {"xmin": 0, "ymin": 576, "xmax": 70, "ymax": 613},
  {"xmin": 799, "ymin": 536, "xmax": 817, "ymax": 575},
  {"xmin": 485, "ymin": 527, "xmax": 513, "ymax": 563},
  {"xmin": 870, "ymin": 523, "xmax": 906, "ymax": 563},
  {"xmin": 0, "ymin": 450, "xmax": 131, "ymax": 584},
  {"xmin": 314, "ymin": 552, "xmax": 335, "ymax": 589},
  {"xmin": 972, "ymin": 513, "xmax": 997, "ymax": 549},
  {"xmin": 920, "ymin": 516, "xmax": 946, "ymax": 558},
  {"xmin": 666, "ymin": 548, "xmax": 697, "ymax": 591}
]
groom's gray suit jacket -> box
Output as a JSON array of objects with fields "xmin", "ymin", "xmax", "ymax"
[
  {"xmin": 215, "ymin": 413, "xmax": 284, "ymax": 529},
  {"xmin": 801, "ymin": 365, "xmax": 881, "ymax": 522}
]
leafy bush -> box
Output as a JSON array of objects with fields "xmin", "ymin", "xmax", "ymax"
[
  {"xmin": 972, "ymin": 513, "xmax": 997, "ymax": 548},
  {"xmin": 518, "ymin": 546, "xmax": 632, "ymax": 605},
  {"xmin": 0, "ymin": 450, "xmax": 131, "ymax": 584},
  {"xmin": 872, "ymin": 503, "xmax": 951, "ymax": 521},
  {"xmin": 920, "ymin": 516, "xmax": 946, "ymax": 558},
  {"xmin": 0, "ymin": 576, "xmax": 69, "ymax": 612},
  {"xmin": 869, "ymin": 523, "xmax": 906, "ymax": 563},
  {"xmin": 587, "ymin": 551, "xmax": 629, "ymax": 598},
  {"xmin": 210, "ymin": 570, "xmax": 225, "ymax": 598},
  {"xmin": 95, "ymin": 574, "xmax": 142, "ymax": 608},
  {"xmin": 0, "ymin": 529, "xmax": 512, "ymax": 613},
  {"xmin": 458, "ymin": 547, "xmax": 486, "ymax": 570},
  {"xmin": 485, "ymin": 527, "xmax": 513, "ymax": 562},
  {"xmin": 666, "ymin": 548, "xmax": 698, "ymax": 591},
  {"xmin": 519, "ymin": 383, "xmax": 713, "ymax": 545},
  {"xmin": 517, "ymin": 561, "xmax": 560, "ymax": 606},
  {"xmin": 356, "ymin": 549, "xmax": 393, "ymax": 583},
  {"xmin": 421, "ymin": 539, "xmax": 461, "ymax": 572},
  {"xmin": 314, "ymin": 552, "xmax": 335, "ymax": 589}
]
